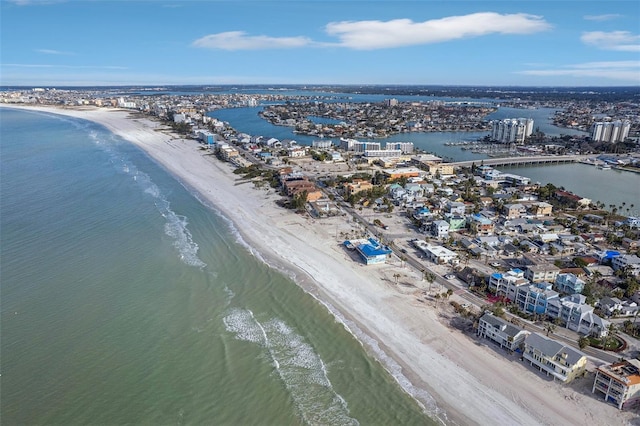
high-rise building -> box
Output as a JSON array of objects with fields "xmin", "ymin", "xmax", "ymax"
[
  {"xmin": 590, "ymin": 120, "xmax": 631, "ymax": 143},
  {"xmin": 490, "ymin": 118, "xmax": 534, "ymax": 143},
  {"xmin": 385, "ymin": 141, "xmax": 414, "ymax": 153}
]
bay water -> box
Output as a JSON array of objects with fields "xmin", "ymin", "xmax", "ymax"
[
  {"xmin": 0, "ymin": 108, "xmax": 432, "ymax": 425},
  {"xmin": 211, "ymin": 104, "xmax": 637, "ymax": 209}
]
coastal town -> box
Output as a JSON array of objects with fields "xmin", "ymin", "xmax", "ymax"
[{"xmin": 3, "ymin": 86, "xmax": 640, "ymax": 416}]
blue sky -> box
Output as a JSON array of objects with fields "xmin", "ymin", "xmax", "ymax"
[{"xmin": 1, "ymin": 0, "xmax": 639, "ymax": 86}]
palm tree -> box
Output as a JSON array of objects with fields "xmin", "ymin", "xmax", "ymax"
[
  {"xmin": 393, "ymin": 273, "xmax": 401, "ymax": 285},
  {"xmin": 578, "ymin": 336, "xmax": 590, "ymax": 350},
  {"xmin": 544, "ymin": 321, "xmax": 556, "ymax": 337},
  {"xmin": 434, "ymin": 293, "xmax": 441, "ymax": 308},
  {"xmin": 424, "ymin": 271, "xmax": 435, "ymax": 292}
]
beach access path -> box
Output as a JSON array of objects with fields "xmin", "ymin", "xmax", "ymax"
[{"xmin": 3, "ymin": 105, "xmax": 636, "ymax": 426}]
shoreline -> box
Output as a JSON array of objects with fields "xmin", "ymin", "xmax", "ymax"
[{"xmin": 3, "ymin": 105, "xmax": 636, "ymax": 426}]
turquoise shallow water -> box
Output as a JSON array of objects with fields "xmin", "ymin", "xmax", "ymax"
[{"xmin": 0, "ymin": 108, "xmax": 433, "ymax": 425}]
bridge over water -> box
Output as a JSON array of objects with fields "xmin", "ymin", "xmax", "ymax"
[{"xmin": 449, "ymin": 154, "xmax": 593, "ymax": 169}]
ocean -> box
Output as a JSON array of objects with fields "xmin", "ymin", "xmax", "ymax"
[{"xmin": 0, "ymin": 108, "xmax": 433, "ymax": 425}]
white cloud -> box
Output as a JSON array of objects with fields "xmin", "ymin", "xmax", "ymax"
[
  {"xmin": 519, "ymin": 61, "xmax": 640, "ymax": 82},
  {"xmin": 36, "ymin": 49, "xmax": 74, "ymax": 55},
  {"xmin": 192, "ymin": 31, "xmax": 313, "ymax": 50},
  {"xmin": 193, "ymin": 12, "xmax": 550, "ymax": 51},
  {"xmin": 583, "ymin": 14, "xmax": 621, "ymax": 21},
  {"xmin": 324, "ymin": 13, "xmax": 552, "ymax": 50},
  {"xmin": 581, "ymin": 31, "xmax": 640, "ymax": 52}
]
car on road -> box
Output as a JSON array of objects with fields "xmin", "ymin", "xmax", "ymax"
[{"xmin": 445, "ymin": 274, "xmax": 455, "ymax": 280}]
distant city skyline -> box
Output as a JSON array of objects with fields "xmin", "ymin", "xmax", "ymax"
[{"xmin": 1, "ymin": 0, "xmax": 639, "ymax": 87}]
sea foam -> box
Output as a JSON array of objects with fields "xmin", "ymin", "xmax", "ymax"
[
  {"xmin": 223, "ymin": 308, "xmax": 359, "ymax": 425},
  {"xmin": 88, "ymin": 130, "xmax": 206, "ymax": 268}
]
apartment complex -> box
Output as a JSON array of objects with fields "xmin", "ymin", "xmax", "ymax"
[{"xmin": 490, "ymin": 118, "xmax": 534, "ymax": 143}]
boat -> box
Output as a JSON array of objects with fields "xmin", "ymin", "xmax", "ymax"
[{"xmin": 598, "ymin": 164, "xmax": 612, "ymax": 170}]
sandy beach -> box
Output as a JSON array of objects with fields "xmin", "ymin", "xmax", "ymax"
[{"xmin": 4, "ymin": 105, "xmax": 637, "ymax": 425}]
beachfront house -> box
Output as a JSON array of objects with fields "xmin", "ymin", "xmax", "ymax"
[
  {"xmin": 593, "ymin": 359, "xmax": 640, "ymax": 410},
  {"xmin": 523, "ymin": 333, "xmax": 587, "ymax": 383},
  {"xmin": 477, "ymin": 312, "xmax": 530, "ymax": 352}
]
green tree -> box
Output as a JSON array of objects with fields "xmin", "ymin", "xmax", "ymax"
[{"xmin": 578, "ymin": 336, "xmax": 590, "ymax": 350}]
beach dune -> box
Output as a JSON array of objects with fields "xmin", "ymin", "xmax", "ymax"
[{"xmin": 4, "ymin": 105, "xmax": 636, "ymax": 426}]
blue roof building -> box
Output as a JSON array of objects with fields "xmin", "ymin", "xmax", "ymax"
[{"xmin": 344, "ymin": 238, "xmax": 392, "ymax": 265}]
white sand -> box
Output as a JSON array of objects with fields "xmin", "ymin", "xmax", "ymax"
[{"xmin": 4, "ymin": 105, "xmax": 637, "ymax": 425}]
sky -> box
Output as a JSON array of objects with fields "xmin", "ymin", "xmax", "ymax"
[{"xmin": 1, "ymin": 0, "xmax": 639, "ymax": 87}]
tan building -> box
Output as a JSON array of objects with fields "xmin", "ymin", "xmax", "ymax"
[
  {"xmin": 503, "ymin": 203, "xmax": 525, "ymax": 219},
  {"xmin": 220, "ymin": 146, "xmax": 239, "ymax": 161},
  {"xmin": 524, "ymin": 264, "xmax": 560, "ymax": 283},
  {"xmin": 283, "ymin": 178, "xmax": 316, "ymax": 196},
  {"xmin": 381, "ymin": 167, "xmax": 422, "ymax": 180},
  {"xmin": 593, "ymin": 360, "xmax": 640, "ymax": 410},
  {"xmin": 427, "ymin": 162, "xmax": 454, "ymax": 176},
  {"xmin": 531, "ymin": 202, "xmax": 553, "ymax": 217},
  {"xmin": 344, "ymin": 179, "xmax": 374, "ymax": 197}
]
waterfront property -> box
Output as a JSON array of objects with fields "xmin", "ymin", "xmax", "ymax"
[
  {"xmin": 344, "ymin": 238, "xmax": 392, "ymax": 265},
  {"xmin": 593, "ymin": 360, "xmax": 640, "ymax": 410},
  {"xmin": 523, "ymin": 333, "xmax": 587, "ymax": 383},
  {"xmin": 477, "ymin": 312, "xmax": 530, "ymax": 352}
]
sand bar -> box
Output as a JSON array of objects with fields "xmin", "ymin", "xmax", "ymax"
[{"xmin": 3, "ymin": 105, "xmax": 637, "ymax": 425}]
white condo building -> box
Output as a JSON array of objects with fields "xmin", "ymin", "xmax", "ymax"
[
  {"xmin": 590, "ymin": 120, "xmax": 631, "ymax": 143},
  {"xmin": 490, "ymin": 118, "xmax": 534, "ymax": 143},
  {"xmin": 385, "ymin": 141, "xmax": 414, "ymax": 154}
]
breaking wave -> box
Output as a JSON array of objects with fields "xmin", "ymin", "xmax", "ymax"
[
  {"xmin": 88, "ymin": 130, "xmax": 206, "ymax": 268},
  {"xmin": 223, "ymin": 308, "xmax": 359, "ymax": 425}
]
